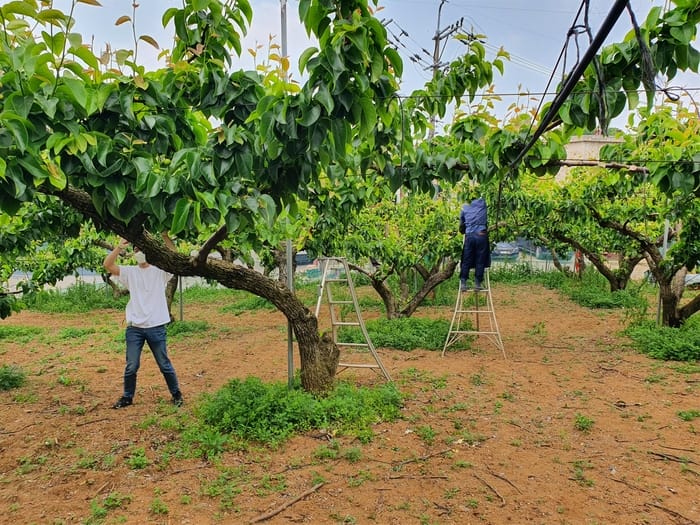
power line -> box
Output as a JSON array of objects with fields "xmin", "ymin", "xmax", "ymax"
[{"xmin": 392, "ymin": 86, "xmax": 700, "ymax": 100}]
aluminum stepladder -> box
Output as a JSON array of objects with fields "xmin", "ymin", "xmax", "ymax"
[
  {"xmin": 314, "ymin": 257, "xmax": 391, "ymax": 381},
  {"xmin": 442, "ymin": 268, "xmax": 506, "ymax": 357}
]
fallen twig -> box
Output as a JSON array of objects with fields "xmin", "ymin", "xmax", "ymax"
[
  {"xmin": 485, "ymin": 464, "xmax": 522, "ymax": 494},
  {"xmin": 648, "ymin": 451, "xmax": 698, "ymax": 465},
  {"xmin": 609, "ymin": 476, "xmax": 649, "ymax": 493},
  {"xmin": 507, "ymin": 420, "xmax": 533, "ymax": 434},
  {"xmin": 645, "ymin": 502, "xmax": 696, "ymax": 524},
  {"xmin": 660, "ymin": 444, "xmax": 697, "ymax": 453},
  {"xmin": 394, "ymin": 448, "xmax": 452, "ymax": 468},
  {"xmin": 388, "ymin": 475, "xmax": 448, "ymax": 480},
  {"xmin": 249, "ymin": 482, "xmax": 324, "ymax": 523},
  {"xmin": 474, "ymin": 473, "xmax": 505, "ymax": 506},
  {"xmin": 0, "ymin": 422, "xmax": 39, "ymax": 435}
]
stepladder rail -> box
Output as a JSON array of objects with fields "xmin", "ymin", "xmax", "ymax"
[{"xmin": 442, "ymin": 268, "xmax": 506, "ymax": 358}]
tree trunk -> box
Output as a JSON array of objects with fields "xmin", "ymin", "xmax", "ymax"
[
  {"xmin": 549, "ymin": 233, "xmax": 641, "ymax": 291},
  {"xmin": 166, "ymin": 274, "xmax": 179, "ymax": 320},
  {"xmin": 55, "ymin": 186, "xmax": 340, "ymax": 395},
  {"xmin": 272, "ymin": 246, "xmax": 297, "ymax": 285},
  {"xmin": 368, "ymin": 274, "xmax": 400, "ymax": 319},
  {"xmin": 658, "ymin": 272, "xmax": 685, "ymax": 328},
  {"xmin": 352, "ymin": 259, "xmax": 457, "ymax": 319},
  {"xmin": 399, "ymin": 260, "xmax": 457, "ymax": 317},
  {"xmin": 177, "ymin": 255, "xmax": 336, "ymax": 394}
]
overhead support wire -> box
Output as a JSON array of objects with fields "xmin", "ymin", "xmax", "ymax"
[{"xmin": 507, "ymin": 0, "xmax": 631, "ymax": 173}]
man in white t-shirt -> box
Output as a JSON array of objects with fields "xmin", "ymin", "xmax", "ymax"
[{"xmin": 104, "ymin": 234, "xmax": 183, "ymax": 409}]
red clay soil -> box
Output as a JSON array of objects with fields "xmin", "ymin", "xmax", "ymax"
[{"xmin": 0, "ymin": 283, "xmax": 698, "ymax": 524}]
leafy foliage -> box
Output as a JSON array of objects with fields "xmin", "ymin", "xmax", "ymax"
[
  {"xmin": 0, "ymin": 364, "xmax": 27, "ymax": 390},
  {"xmin": 25, "ymin": 283, "xmax": 126, "ymax": 313},
  {"xmin": 220, "ymin": 294, "xmax": 275, "ymax": 315},
  {"xmin": 536, "ymin": 268, "xmax": 646, "ymax": 310},
  {"xmin": 625, "ymin": 316, "xmax": 700, "ymax": 362},
  {"xmin": 197, "ymin": 377, "xmax": 402, "ymax": 446},
  {"xmin": 0, "ymin": 324, "xmax": 42, "ymax": 342},
  {"xmin": 339, "ymin": 316, "xmax": 467, "ymax": 351},
  {"xmin": 167, "ymin": 320, "xmax": 209, "ymax": 338}
]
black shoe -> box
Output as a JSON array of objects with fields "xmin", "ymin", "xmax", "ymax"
[
  {"xmin": 172, "ymin": 391, "xmax": 184, "ymax": 407},
  {"xmin": 112, "ymin": 396, "xmax": 133, "ymax": 409}
]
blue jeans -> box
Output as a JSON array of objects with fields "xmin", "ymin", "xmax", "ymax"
[
  {"xmin": 460, "ymin": 233, "xmax": 491, "ymax": 284},
  {"xmin": 123, "ymin": 325, "xmax": 180, "ymax": 399}
]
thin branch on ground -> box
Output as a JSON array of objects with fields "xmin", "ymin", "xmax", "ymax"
[
  {"xmin": 645, "ymin": 502, "xmax": 696, "ymax": 524},
  {"xmin": 388, "ymin": 475, "xmax": 448, "ymax": 480},
  {"xmin": 648, "ymin": 451, "xmax": 698, "ymax": 465},
  {"xmin": 485, "ymin": 464, "xmax": 522, "ymax": 494},
  {"xmin": 608, "ymin": 476, "xmax": 649, "ymax": 493},
  {"xmin": 474, "ymin": 473, "xmax": 506, "ymax": 506},
  {"xmin": 249, "ymin": 483, "xmax": 324, "ymax": 524},
  {"xmin": 394, "ymin": 448, "xmax": 452, "ymax": 468}
]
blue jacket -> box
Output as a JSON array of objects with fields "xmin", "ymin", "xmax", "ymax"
[{"xmin": 459, "ymin": 198, "xmax": 488, "ymax": 235}]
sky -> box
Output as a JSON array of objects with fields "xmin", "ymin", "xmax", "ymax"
[{"xmin": 56, "ymin": 0, "xmax": 696, "ymax": 122}]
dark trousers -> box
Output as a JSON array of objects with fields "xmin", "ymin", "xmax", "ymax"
[
  {"xmin": 123, "ymin": 325, "xmax": 180, "ymax": 399},
  {"xmin": 460, "ymin": 233, "xmax": 490, "ymax": 284}
]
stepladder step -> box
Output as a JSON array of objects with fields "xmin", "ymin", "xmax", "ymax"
[
  {"xmin": 315, "ymin": 257, "xmax": 392, "ymax": 381},
  {"xmin": 443, "ymin": 269, "xmax": 505, "ymax": 358}
]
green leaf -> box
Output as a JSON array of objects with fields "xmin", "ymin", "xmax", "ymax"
[
  {"xmin": 105, "ymin": 179, "xmax": 127, "ymax": 205},
  {"xmin": 70, "ymin": 45, "xmax": 100, "ymax": 73},
  {"xmin": 315, "ymin": 83, "xmax": 333, "ymax": 114},
  {"xmin": 41, "ymin": 30, "xmax": 66, "ymax": 55},
  {"xmin": 1, "ymin": 1, "xmax": 37, "ymax": 18},
  {"xmin": 37, "ymin": 9, "xmax": 68, "ymax": 26},
  {"xmin": 192, "ymin": 0, "xmax": 211, "ymax": 10},
  {"xmin": 171, "ymin": 198, "xmax": 191, "ymax": 235},
  {"xmin": 17, "ymin": 158, "xmax": 47, "ymax": 186},
  {"xmin": 298, "ymin": 46, "xmax": 318, "ymax": 73},
  {"xmin": 2, "ymin": 116, "xmax": 30, "ymax": 153},
  {"xmin": 358, "ymin": 97, "xmax": 376, "ymax": 136},
  {"xmin": 384, "ymin": 47, "xmax": 403, "ymax": 77},
  {"xmin": 297, "ymin": 104, "xmax": 321, "ymax": 127},
  {"xmin": 60, "ymin": 78, "xmax": 89, "ymax": 112},
  {"xmin": 5, "ymin": 94, "xmax": 34, "ymax": 120}
]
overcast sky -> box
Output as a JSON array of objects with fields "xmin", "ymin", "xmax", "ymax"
[{"xmin": 58, "ymin": 1, "xmax": 695, "ymax": 120}]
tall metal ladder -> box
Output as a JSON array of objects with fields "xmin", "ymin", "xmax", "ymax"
[
  {"xmin": 442, "ymin": 269, "xmax": 506, "ymax": 358},
  {"xmin": 314, "ymin": 257, "xmax": 391, "ymax": 381}
]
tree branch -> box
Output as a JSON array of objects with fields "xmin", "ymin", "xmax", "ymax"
[
  {"xmin": 554, "ymin": 159, "xmax": 649, "ymax": 173},
  {"xmin": 196, "ymin": 225, "xmax": 228, "ymax": 265}
]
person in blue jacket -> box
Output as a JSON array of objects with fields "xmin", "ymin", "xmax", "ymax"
[{"xmin": 459, "ymin": 197, "xmax": 491, "ymax": 291}]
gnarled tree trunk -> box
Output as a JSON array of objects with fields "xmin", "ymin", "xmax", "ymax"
[{"xmin": 58, "ymin": 186, "xmax": 339, "ymax": 395}]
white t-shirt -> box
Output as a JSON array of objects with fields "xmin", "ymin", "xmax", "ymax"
[{"xmin": 117, "ymin": 265, "xmax": 173, "ymax": 328}]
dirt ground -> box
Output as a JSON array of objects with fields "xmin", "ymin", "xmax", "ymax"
[{"xmin": 0, "ymin": 282, "xmax": 699, "ymax": 525}]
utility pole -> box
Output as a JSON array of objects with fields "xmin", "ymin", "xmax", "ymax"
[
  {"xmin": 280, "ymin": 0, "xmax": 295, "ymax": 389},
  {"xmin": 429, "ymin": 0, "xmax": 463, "ymax": 137}
]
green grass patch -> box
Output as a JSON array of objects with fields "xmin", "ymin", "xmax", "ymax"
[
  {"xmin": 0, "ymin": 325, "xmax": 42, "ymax": 343},
  {"xmin": 220, "ymin": 294, "xmax": 276, "ymax": 315},
  {"xmin": 167, "ymin": 320, "xmax": 209, "ymax": 338},
  {"xmin": 58, "ymin": 327, "xmax": 97, "ymax": 340},
  {"xmin": 489, "ymin": 262, "xmax": 546, "ymax": 284},
  {"xmin": 625, "ymin": 317, "xmax": 700, "ymax": 362},
  {"xmin": 535, "ymin": 269, "xmax": 646, "ymax": 310},
  {"xmin": 0, "ymin": 364, "xmax": 27, "ymax": 390},
  {"xmin": 339, "ymin": 316, "xmax": 467, "ymax": 351},
  {"xmin": 178, "ymin": 284, "xmax": 239, "ymax": 303},
  {"xmin": 194, "ymin": 377, "xmax": 403, "ymax": 447},
  {"xmin": 27, "ymin": 283, "xmax": 127, "ymax": 313},
  {"xmin": 677, "ymin": 409, "xmax": 700, "ymax": 422}
]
